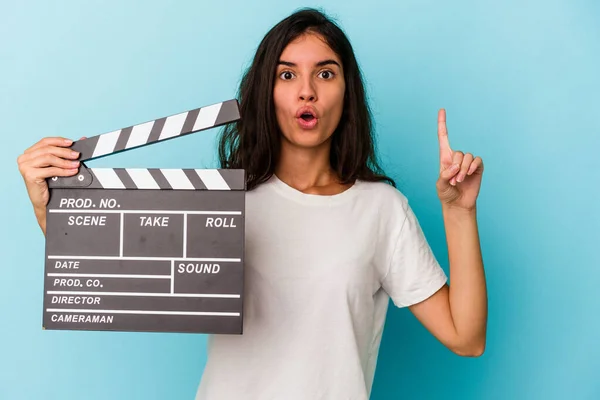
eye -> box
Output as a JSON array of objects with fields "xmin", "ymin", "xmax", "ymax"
[
  {"xmin": 279, "ymin": 71, "xmax": 295, "ymax": 80},
  {"xmin": 318, "ymin": 70, "xmax": 335, "ymax": 80}
]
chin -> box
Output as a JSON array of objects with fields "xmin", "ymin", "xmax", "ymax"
[{"xmin": 283, "ymin": 131, "xmax": 332, "ymax": 149}]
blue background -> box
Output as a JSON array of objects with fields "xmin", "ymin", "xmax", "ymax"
[{"xmin": 2, "ymin": 1, "xmax": 599, "ymax": 399}]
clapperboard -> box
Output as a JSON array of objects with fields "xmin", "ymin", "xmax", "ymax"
[{"xmin": 43, "ymin": 99, "xmax": 245, "ymax": 334}]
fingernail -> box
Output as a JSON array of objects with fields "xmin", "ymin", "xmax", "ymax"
[
  {"xmin": 70, "ymin": 161, "xmax": 79, "ymax": 166},
  {"xmin": 451, "ymin": 164, "xmax": 459, "ymax": 171},
  {"xmin": 457, "ymin": 174, "xmax": 464, "ymax": 182},
  {"xmin": 64, "ymin": 139, "xmax": 73, "ymax": 145},
  {"xmin": 71, "ymin": 151, "xmax": 79, "ymax": 157}
]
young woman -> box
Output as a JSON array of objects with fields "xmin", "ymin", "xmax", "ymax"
[{"xmin": 17, "ymin": 8, "xmax": 487, "ymax": 400}]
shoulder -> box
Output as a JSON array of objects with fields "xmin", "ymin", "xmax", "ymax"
[
  {"xmin": 351, "ymin": 179, "xmax": 416, "ymax": 238},
  {"xmin": 355, "ymin": 179, "xmax": 410, "ymax": 212}
]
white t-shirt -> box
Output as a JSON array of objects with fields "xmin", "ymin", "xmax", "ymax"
[{"xmin": 195, "ymin": 174, "xmax": 448, "ymax": 400}]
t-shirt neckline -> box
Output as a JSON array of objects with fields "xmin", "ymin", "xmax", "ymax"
[{"xmin": 269, "ymin": 173, "xmax": 361, "ymax": 205}]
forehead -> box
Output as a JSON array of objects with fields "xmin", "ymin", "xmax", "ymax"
[{"xmin": 279, "ymin": 32, "xmax": 341, "ymax": 65}]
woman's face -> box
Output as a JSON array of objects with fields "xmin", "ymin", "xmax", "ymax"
[{"xmin": 273, "ymin": 32, "xmax": 345, "ymax": 150}]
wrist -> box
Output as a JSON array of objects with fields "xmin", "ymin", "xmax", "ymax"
[
  {"xmin": 33, "ymin": 204, "xmax": 47, "ymax": 224},
  {"xmin": 34, "ymin": 204, "xmax": 46, "ymax": 216},
  {"xmin": 442, "ymin": 203, "xmax": 477, "ymax": 217},
  {"xmin": 33, "ymin": 206, "xmax": 47, "ymax": 236}
]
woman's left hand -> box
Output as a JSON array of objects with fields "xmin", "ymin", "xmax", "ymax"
[{"xmin": 435, "ymin": 109, "xmax": 484, "ymax": 211}]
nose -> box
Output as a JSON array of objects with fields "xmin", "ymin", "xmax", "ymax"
[{"xmin": 298, "ymin": 76, "xmax": 317, "ymax": 102}]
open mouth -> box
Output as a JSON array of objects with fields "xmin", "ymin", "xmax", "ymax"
[
  {"xmin": 295, "ymin": 107, "xmax": 318, "ymax": 129},
  {"xmin": 300, "ymin": 113, "xmax": 315, "ymax": 121}
]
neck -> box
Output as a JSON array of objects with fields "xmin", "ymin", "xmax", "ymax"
[{"xmin": 274, "ymin": 138, "xmax": 336, "ymax": 192}]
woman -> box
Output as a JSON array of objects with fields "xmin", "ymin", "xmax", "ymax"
[{"xmin": 17, "ymin": 8, "xmax": 487, "ymax": 400}]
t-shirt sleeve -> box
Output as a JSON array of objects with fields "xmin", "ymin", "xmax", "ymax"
[{"xmin": 381, "ymin": 198, "xmax": 448, "ymax": 308}]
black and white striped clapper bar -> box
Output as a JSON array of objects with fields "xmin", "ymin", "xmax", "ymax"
[{"xmin": 43, "ymin": 99, "xmax": 245, "ymax": 334}]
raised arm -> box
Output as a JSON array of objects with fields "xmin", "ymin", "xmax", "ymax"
[{"xmin": 408, "ymin": 109, "xmax": 487, "ymax": 357}]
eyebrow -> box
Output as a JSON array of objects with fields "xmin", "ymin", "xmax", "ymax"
[{"xmin": 277, "ymin": 59, "xmax": 341, "ymax": 68}]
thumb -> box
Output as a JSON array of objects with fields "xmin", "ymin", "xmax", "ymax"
[{"xmin": 437, "ymin": 163, "xmax": 459, "ymax": 190}]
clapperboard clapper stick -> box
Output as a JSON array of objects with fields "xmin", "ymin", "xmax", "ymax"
[{"xmin": 44, "ymin": 99, "xmax": 246, "ymax": 334}]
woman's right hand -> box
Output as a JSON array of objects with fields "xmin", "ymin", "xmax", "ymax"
[{"xmin": 17, "ymin": 137, "xmax": 83, "ymax": 233}]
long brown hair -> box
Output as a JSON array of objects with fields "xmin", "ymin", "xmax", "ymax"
[{"xmin": 217, "ymin": 8, "xmax": 395, "ymax": 191}]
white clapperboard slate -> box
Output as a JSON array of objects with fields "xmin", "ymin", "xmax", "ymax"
[{"xmin": 43, "ymin": 99, "xmax": 245, "ymax": 334}]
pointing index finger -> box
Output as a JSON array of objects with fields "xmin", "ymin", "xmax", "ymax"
[{"xmin": 438, "ymin": 108, "xmax": 451, "ymax": 153}]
